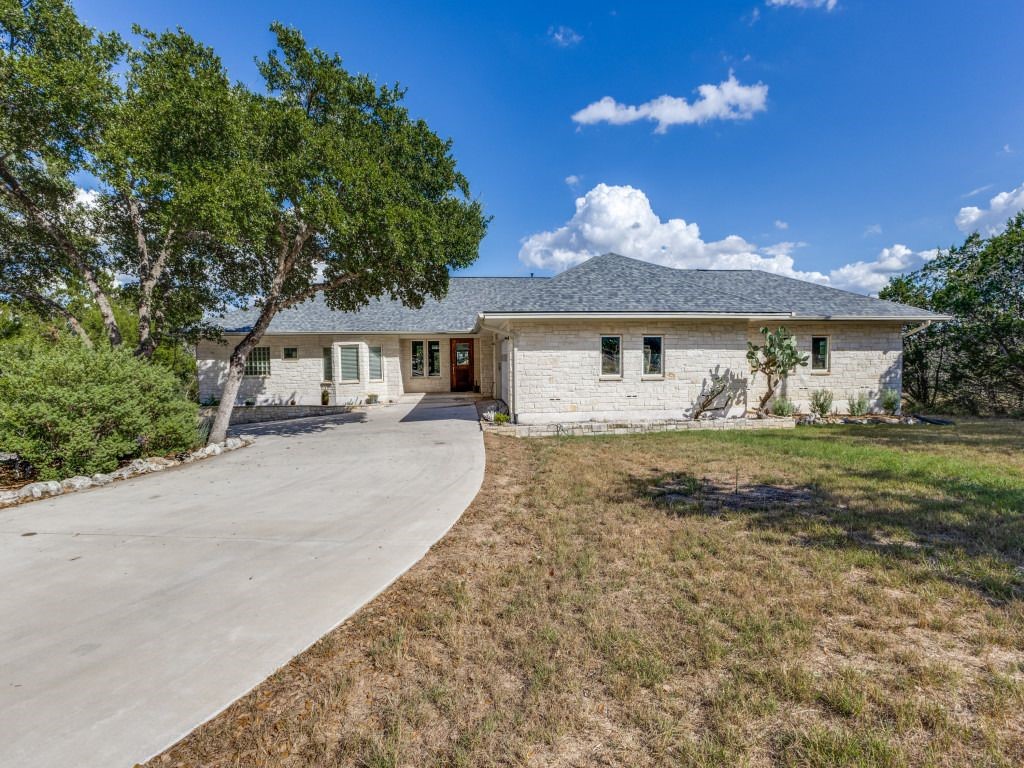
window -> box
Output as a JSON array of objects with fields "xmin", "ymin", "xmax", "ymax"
[
  {"xmin": 339, "ymin": 344, "xmax": 360, "ymax": 382},
  {"xmin": 369, "ymin": 345, "xmax": 383, "ymax": 381},
  {"xmin": 283, "ymin": 347, "xmax": 298, "ymax": 359},
  {"xmin": 811, "ymin": 336, "xmax": 830, "ymax": 371},
  {"xmin": 411, "ymin": 340, "xmax": 424, "ymax": 377},
  {"xmin": 601, "ymin": 335, "xmax": 621, "ymax": 377},
  {"xmin": 643, "ymin": 336, "xmax": 663, "ymax": 376},
  {"xmin": 245, "ymin": 347, "xmax": 270, "ymax": 376},
  {"xmin": 322, "ymin": 347, "xmax": 333, "ymax": 380},
  {"xmin": 428, "ymin": 340, "xmax": 441, "ymax": 376}
]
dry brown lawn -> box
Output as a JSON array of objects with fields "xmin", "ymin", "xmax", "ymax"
[{"xmin": 147, "ymin": 420, "xmax": 1024, "ymax": 767}]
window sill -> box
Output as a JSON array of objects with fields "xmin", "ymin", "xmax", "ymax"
[
  {"xmin": 599, "ymin": 375, "xmax": 622, "ymax": 381},
  {"xmin": 811, "ymin": 370, "xmax": 831, "ymax": 376},
  {"xmin": 338, "ymin": 380, "xmax": 361, "ymax": 384},
  {"xmin": 243, "ymin": 374, "xmax": 270, "ymax": 378},
  {"xmin": 641, "ymin": 375, "xmax": 664, "ymax": 381}
]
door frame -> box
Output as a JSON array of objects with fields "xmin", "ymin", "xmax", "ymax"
[{"xmin": 449, "ymin": 337, "xmax": 475, "ymax": 392}]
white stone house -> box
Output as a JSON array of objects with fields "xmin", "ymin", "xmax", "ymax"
[{"xmin": 197, "ymin": 254, "xmax": 946, "ymax": 423}]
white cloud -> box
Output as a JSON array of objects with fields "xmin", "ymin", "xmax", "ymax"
[
  {"xmin": 518, "ymin": 183, "xmax": 939, "ymax": 296},
  {"xmin": 962, "ymin": 184, "xmax": 992, "ymax": 199},
  {"xmin": 548, "ymin": 25, "xmax": 582, "ymax": 47},
  {"xmin": 955, "ymin": 181, "xmax": 1024, "ymax": 235},
  {"xmin": 565, "ymin": 174, "xmax": 581, "ymax": 187},
  {"xmin": 863, "ymin": 223, "xmax": 882, "ymax": 237},
  {"xmin": 774, "ymin": 219, "xmax": 788, "ymax": 230},
  {"xmin": 572, "ymin": 72, "xmax": 768, "ymax": 133},
  {"xmin": 1003, "ymin": 143, "xmax": 1014, "ymax": 154},
  {"xmin": 519, "ymin": 183, "xmax": 827, "ymax": 281},
  {"xmin": 767, "ymin": 0, "xmax": 838, "ymax": 10},
  {"xmin": 828, "ymin": 244, "xmax": 937, "ymax": 295}
]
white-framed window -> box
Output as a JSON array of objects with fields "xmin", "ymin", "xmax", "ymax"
[
  {"xmin": 428, "ymin": 340, "xmax": 441, "ymax": 376},
  {"xmin": 643, "ymin": 336, "xmax": 663, "ymax": 376},
  {"xmin": 369, "ymin": 345, "xmax": 383, "ymax": 381},
  {"xmin": 339, "ymin": 344, "xmax": 360, "ymax": 382},
  {"xmin": 600, "ymin": 335, "xmax": 621, "ymax": 377},
  {"xmin": 411, "ymin": 340, "xmax": 424, "ymax": 377},
  {"xmin": 244, "ymin": 347, "xmax": 270, "ymax": 376},
  {"xmin": 322, "ymin": 347, "xmax": 333, "ymax": 381},
  {"xmin": 811, "ymin": 336, "xmax": 830, "ymax": 372},
  {"xmin": 283, "ymin": 347, "xmax": 298, "ymax": 359}
]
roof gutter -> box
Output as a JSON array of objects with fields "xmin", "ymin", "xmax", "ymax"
[{"xmin": 478, "ymin": 312, "xmax": 949, "ymax": 322}]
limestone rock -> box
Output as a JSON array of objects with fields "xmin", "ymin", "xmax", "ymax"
[{"xmin": 61, "ymin": 476, "xmax": 94, "ymax": 491}]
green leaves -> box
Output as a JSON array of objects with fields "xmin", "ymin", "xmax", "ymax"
[
  {"xmin": 747, "ymin": 326, "xmax": 810, "ymax": 413},
  {"xmin": 880, "ymin": 212, "xmax": 1024, "ymax": 413}
]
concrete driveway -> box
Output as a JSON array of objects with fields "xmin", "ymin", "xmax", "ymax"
[{"xmin": 0, "ymin": 394, "xmax": 484, "ymax": 768}]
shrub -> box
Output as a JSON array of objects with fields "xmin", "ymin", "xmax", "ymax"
[
  {"xmin": 771, "ymin": 397, "xmax": 796, "ymax": 417},
  {"xmin": 810, "ymin": 389, "xmax": 834, "ymax": 419},
  {"xmin": 493, "ymin": 412, "xmax": 510, "ymax": 425},
  {"xmin": 881, "ymin": 388, "xmax": 901, "ymax": 415},
  {"xmin": 847, "ymin": 391, "xmax": 870, "ymax": 417},
  {"xmin": 0, "ymin": 341, "xmax": 199, "ymax": 479}
]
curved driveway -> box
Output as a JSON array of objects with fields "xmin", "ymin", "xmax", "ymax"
[{"xmin": 0, "ymin": 394, "xmax": 484, "ymax": 768}]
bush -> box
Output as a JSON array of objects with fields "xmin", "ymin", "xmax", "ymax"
[
  {"xmin": 493, "ymin": 412, "xmax": 510, "ymax": 425},
  {"xmin": 810, "ymin": 389, "xmax": 834, "ymax": 419},
  {"xmin": 771, "ymin": 397, "xmax": 795, "ymax": 416},
  {"xmin": 881, "ymin": 388, "xmax": 901, "ymax": 415},
  {"xmin": 847, "ymin": 391, "xmax": 870, "ymax": 417},
  {"xmin": 0, "ymin": 341, "xmax": 200, "ymax": 479}
]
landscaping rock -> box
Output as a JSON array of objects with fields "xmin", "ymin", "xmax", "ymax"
[
  {"xmin": 91, "ymin": 473, "xmax": 113, "ymax": 486},
  {"xmin": 145, "ymin": 457, "xmax": 177, "ymax": 471},
  {"xmin": 18, "ymin": 481, "xmax": 62, "ymax": 500},
  {"xmin": 61, "ymin": 476, "xmax": 94, "ymax": 491},
  {"xmin": 224, "ymin": 437, "xmax": 243, "ymax": 451},
  {"xmin": 0, "ymin": 490, "xmax": 20, "ymax": 506},
  {"xmin": 202, "ymin": 443, "xmax": 223, "ymax": 457}
]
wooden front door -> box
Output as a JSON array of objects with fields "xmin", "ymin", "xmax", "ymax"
[{"xmin": 449, "ymin": 338, "xmax": 475, "ymax": 392}]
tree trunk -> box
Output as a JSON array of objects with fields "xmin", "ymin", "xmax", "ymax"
[
  {"xmin": 208, "ymin": 301, "xmax": 281, "ymax": 444},
  {"xmin": 21, "ymin": 290, "xmax": 94, "ymax": 348}
]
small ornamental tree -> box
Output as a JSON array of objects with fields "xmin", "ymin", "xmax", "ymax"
[{"xmin": 746, "ymin": 326, "xmax": 809, "ymax": 415}]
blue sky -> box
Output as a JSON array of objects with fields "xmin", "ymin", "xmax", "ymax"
[{"xmin": 77, "ymin": 0, "xmax": 1024, "ymax": 293}]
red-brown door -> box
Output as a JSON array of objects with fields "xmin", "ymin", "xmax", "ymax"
[{"xmin": 450, "ymin": 338, "xmax": 475, "ymax": 392}]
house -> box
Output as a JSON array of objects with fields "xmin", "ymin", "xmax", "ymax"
[{"xmin": 197, "ymin": 253, "xmax": 945, "ymax": 423}]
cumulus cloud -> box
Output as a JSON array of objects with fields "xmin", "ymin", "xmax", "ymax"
[
  {"xmin": 955, "ymin": 182, "xmax": 1024, "ymax": 235},
  {"xmin": 572, "ymin": 72, "xmax": 768, "ymax": 133},
  {"xmin": 565, "ymin": 174, "xmax": 581, "ymax": 187},
  {"xmin": 548, "ymin": 25, "xmax": 582, "ymax": 47},
  {"xmin": 767, "ymin": 0, "xmax": 838, "ymax": 10},
  {"xmin": 774, "ymin": 219, "xmax": 789, "ymax": 230},
  {"xmin": 518, "ymin": 183, "xmax": 940, "ymax": 295},
  {"xmin": 828, "ymin": 244, "xmax": 937, "ymax": 295},
  {"xmin": 519, "ymin": 183, "xmax": 827, "ymax": 282}
]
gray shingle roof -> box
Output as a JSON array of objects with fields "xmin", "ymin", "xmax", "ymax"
[
  {"xmin": 214, "ymin": 277, "xmax": 541, "ymax": 334},
  {"xmin": 211, "ymin": 253, "xmax": 944, "ymax": 333}
]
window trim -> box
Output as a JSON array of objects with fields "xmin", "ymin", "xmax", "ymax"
[
  {"xmin": 642, "ymin": 335, "xmax": 664, "ymax": 379},
  {"xmin": 368, "ymin": 344, "xmax": 384, "ymax": 382},
  {"xmin": 244, "ymin": 346, "xmax": 271, "ymax": 377},
  {"xmin": 427, "ymin": 339, "xmax": 441, "ymax": 377},
  {"xmin": 599, "ymin": 334, "xmax": 622, "ymax": 379},
  {"xmin": 810, "ymin": 335, "xmax": 831, "ymax": 374},
  {"xmin": 322, "ymin": 347, "xmax": 334, "ymax": 381},
  {"xmin": 338, "ymin": 343, "xmax": 361, "ymax": 383},
  {"xmin": 410, "ymin": 340, "xmax": 425, "ymax": 378}
]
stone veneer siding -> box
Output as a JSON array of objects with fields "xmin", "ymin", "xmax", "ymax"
[
  {"xmin": 507, "ymin": 319, "xmax": 903, "ymax": 424},
  {"xmin": 198, "ymin": 333, "xmax": 497, "ymax": 405}
]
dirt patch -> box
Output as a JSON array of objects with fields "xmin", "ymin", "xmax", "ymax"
[{"xmin": 649, "ymin": 472, "xmax": 817, "ymax": 513}]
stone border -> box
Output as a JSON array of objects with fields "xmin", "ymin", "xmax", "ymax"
[
  {"xmin": 199, "ymin": 404, "xmax": 354, "ymax": 427},
  {"xmin": 482, "ymin": 416, "xmax": 796, "ymax": 438},
  {"xmin": 0, "ymin": 436, "xmax": 254, "ymax": 510}
]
